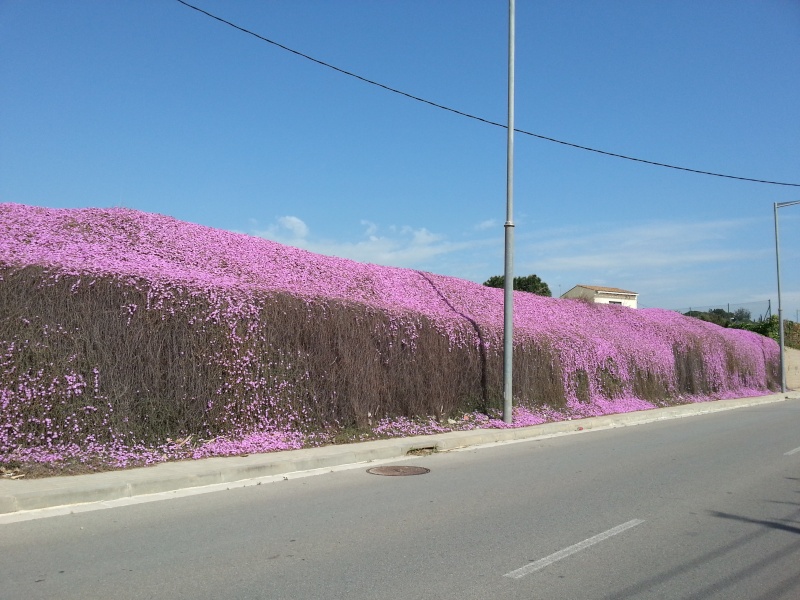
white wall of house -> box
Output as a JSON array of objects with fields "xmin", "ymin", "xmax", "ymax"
[
  {"xmin": 561, "ymin": 285, "xmax": 638, "ymax": 309},
  {"xmin": 593, "ymin": 293, "xmax": 637, "ymax": 309}
]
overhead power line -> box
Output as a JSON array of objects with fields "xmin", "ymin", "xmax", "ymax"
[{"xmin": 175, "ymin": 0, "xmax": 800, "ymax": 188}]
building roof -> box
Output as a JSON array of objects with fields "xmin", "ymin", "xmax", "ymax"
[{"xmin": 576, "ymin": 285, "xmax": 638, "ymax": 295}]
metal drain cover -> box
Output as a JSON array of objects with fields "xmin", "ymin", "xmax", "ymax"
[{"xmin": 367, "ymin": 465, "xmax": 430, "ymax": 476}]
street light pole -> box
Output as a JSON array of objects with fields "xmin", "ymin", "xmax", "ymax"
[
  {"xmin": 774, "ymin": 199, "xmax": 800, "ymax": 393},
  {"xmin": 502, "ymin": 0, "xmax": 516, "ymax": 423}
]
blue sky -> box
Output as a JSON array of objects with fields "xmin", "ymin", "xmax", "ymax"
[{"xmin": 2, "ymin": 1, "xmax": 798, "ymax": 318}]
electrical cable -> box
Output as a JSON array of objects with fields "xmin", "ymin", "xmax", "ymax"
[{"xmin": 175, "ymin": 0, "xmax": 800, "ymax": 188}]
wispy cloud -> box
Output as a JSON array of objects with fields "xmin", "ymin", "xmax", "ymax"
[
  {"xmin": 538, "ymin": 248, "xmax": 751, "ymax": 271},
  {"xmin": 520, "ymin": 219, "xmax": 758, "ymax": 269},
  {"xmin": 249, "ymin": 215, "xmax": 793, "ymax": 311},
  {"xmin": 277, "ymin": 215, "xmax": 309, "ymax": 239},
  {"xmin": 474, "ymin": 218, "xmax": 497, "ymax": 231},
  {"xmin": 253, "ymin": 216, "xmax": 490, "ymax": 270},
  {"xmin": 513, "ymin": 218, "xmax": 777, "ymax": 308}
]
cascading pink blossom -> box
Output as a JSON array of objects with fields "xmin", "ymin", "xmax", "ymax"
[{"xmin": 0, "ymin": 203, "xmax": 780, "ymax": 468}]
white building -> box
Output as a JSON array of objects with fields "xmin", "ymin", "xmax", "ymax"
[{"xmin": 561, "ymin": 285, "xmax": 639, "ymax": 309}]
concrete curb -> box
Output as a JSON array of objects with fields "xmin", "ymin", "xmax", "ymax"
[{"xmin": 1, "ymin": 391, "xmax": 798, "ymax": 515}]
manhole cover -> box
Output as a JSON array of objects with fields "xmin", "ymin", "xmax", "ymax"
[{"xmin": 367, "ymin": 466, "xmax": 430, "ymax": 476}]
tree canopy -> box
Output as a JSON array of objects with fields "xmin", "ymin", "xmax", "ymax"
[{"xmin": 483, "ymin": 274, "xmax": 552, "ymax": 297}]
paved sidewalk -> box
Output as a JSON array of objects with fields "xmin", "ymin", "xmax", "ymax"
[{"xmin": 2, "ymin": 391, "xmax": 798, "ymax": 516}]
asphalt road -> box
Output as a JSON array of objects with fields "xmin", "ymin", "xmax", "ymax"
[{"xmin": 2, "ymin": 400, "xmax": 799, "ymax": 600}]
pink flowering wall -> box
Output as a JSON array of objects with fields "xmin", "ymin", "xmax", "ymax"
[{"xmin": 0, "ymin": 204, "xmax": 780, "ymax": 467}]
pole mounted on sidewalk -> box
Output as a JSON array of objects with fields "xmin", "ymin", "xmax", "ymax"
[
  {"xmin": 502, "ymin": 0, "xmax": 516, "ymax": 423},
  {"xmin": 774, "ymin": 199, "xmax": 800, "ymax": 393}
]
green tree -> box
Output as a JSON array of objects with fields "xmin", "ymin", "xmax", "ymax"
[
  {"xmin": 708, "ymin": 308, "xmax": 734, "ymax": 325},
  {"xmin": 684, "ymin": 308, "xmax": 733, "ymax": 327},
  {"xmin": 483, "ymin": 274, "xmax": 552, "ymax": 297},
  {"xmin": 786, "ymin": 319, "xmax": 800, "ymax": 350}
]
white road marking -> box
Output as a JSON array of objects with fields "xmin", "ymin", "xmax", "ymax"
[
  {"xmin": 785, "ymin": 446, "xmax": 800, "ymax": 456},
  {"xmin": 0, "ymin": 455, "xmax": 420, "ymax": 525},
  {"xmin": 504, "ymin": 519, "xmax": 645, "ymax": 579}
]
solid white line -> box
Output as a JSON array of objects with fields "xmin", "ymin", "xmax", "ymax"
[
  {"xmin": 785, "ymin": 446, "xmax": 800, "ymax": 456},
  {"xmin": 0, "ymin": 456, "xmax": 420, "ymax": 525},
  {"xmin": 504, "ymin": 519, "xmax": 645, "ymax": 579}
]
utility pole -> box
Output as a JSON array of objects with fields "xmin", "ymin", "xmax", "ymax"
[
  {"xmin": 774, "ymin": 199, "xmax": 800, "ymax": 393},
  {"xmin": 502, "ymin": 0, "xmax": 516, "ymax": 423}
]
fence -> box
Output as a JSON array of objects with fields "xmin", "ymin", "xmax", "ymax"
[{"xmin": 670, "ymin": 300, "xmax": 773, "ymax": 323}]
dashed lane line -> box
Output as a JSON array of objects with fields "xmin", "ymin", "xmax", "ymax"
[{"xmin": 504, "ymin": 519, "xmax": 645, "ymax": 579}]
